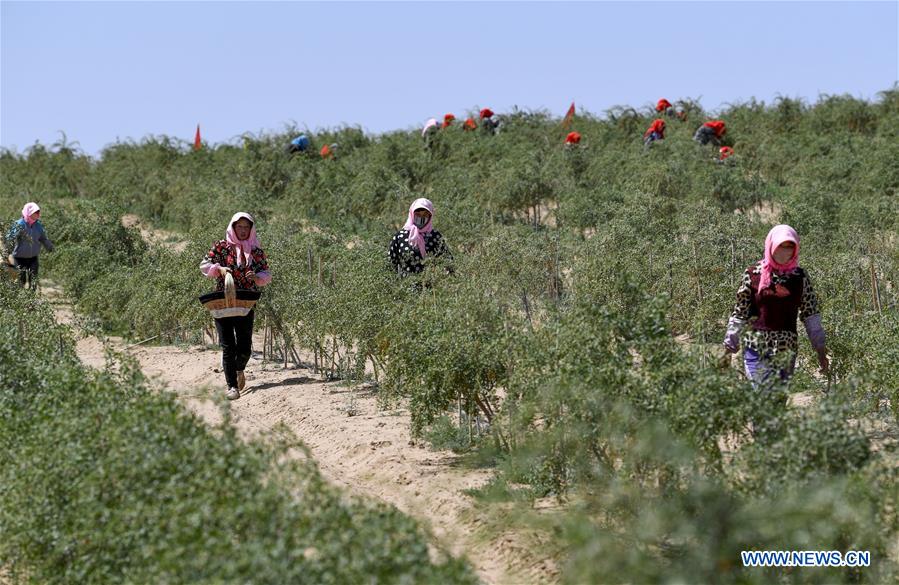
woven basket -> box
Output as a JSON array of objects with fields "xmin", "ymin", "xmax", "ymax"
[
  {"xmin": 199, "ymin": 272, "xmax": 261, "ymax": 315},
  {"xmin": 198, "ymin": 294, "xmax": 261, "ymax": 312}
]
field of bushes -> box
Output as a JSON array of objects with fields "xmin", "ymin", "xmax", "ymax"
[
  {"xmin": 0, "ymin": 283, "xmax": 475, "ymax": 583},
  {"xmin": 2, "ymin": 88, "xmax": 898, "ymax": 582}
]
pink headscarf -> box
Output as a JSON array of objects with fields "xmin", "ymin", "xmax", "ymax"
[
  {"xmin": 225, "ymin": 212, "xmax": 260, "ymax": 267},
  {"xmin": 422, "ymin": 118, "xmax": 439, "ymax": 137},
  {"xmin": 22, "ymin": 202, "xmax": 40, "ymax": 226},
  {"xmin": 759, "ymin": 224, "xmax": 800, "ymax": 292},
  {"xmin": 403, "ymin": 198, "xmax": 434, "ymax": 257}
]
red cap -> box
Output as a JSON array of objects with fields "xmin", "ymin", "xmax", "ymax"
[{"xmin": 565, "ymin": 131, "xmax": 582, "ymax": 144}]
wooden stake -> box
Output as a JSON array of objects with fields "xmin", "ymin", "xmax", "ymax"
[
  {"xmin": 870, "ymin": 261, "xmax": 882, "ymax": 314},
  {"xmin": 692, "ymin": 242, "xmax": 703, "ymax": 305},
  {"xmin": 521, "ymin": 291, "xmax": 533, "ymax": 328},
  {"xmin": 330, "ymin": 337, "xmax": 337, "ymax": 378},
  {"xmin": 730, "ymin": 238, "xmax": 736, "ymax": 287},
  {"xmin": 124, "ymin": 334, "xmax": 160, "ymax": 350},
  {"xmin": 667, "ymin": 261, "xmax": 673, "ymax": 299}
]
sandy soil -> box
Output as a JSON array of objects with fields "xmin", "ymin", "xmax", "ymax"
[
  {"xmin": 121, "ymin": 214, "xmax": 188, "ymax": 253},
  {"xmin": 43, "ymin": 282, "xmax": 557, "ymax": 585},
  {"xmin": 735, "ymin": 200, "xmax": 783, "ymax": 224}
]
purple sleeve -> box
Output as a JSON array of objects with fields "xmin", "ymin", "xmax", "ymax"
[
  {"xmin": 251, "ymin": 248, "xmax": 271, "ymax": 287},
  {"xmin": 803, "ymin": 313, "xmax": 826, "ymax": 351},
  {"xmin": 200, "ymin": 259, "xmax": 221, "ymax": 278},
  {"xmin": 723, "ymin": 315, "xmax": 745, "ymax": 351},
  {"xmin": 254, "ymin": 271, "xmax": 272, "ymax": 287}
]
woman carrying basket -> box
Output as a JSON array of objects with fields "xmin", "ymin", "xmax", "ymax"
[{"xmin": 200, "ymin": 212, "xmax": 271, "ymax": 400}]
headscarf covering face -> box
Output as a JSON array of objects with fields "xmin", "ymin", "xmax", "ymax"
[
  {"xmin": 565, "ymin": 131, "xmax": 582, "ymax": 144},
  {"xmin": 479, "ymin": 108, "xmax": 494, "ymax": 119},
  {"xmin": 759, "ymin": 224, "xmax": 800, "ymax": 292},
  {"xmin": 225, "ymin": 212, "xmax": 261, "ymax": 267},
  {"xmin": 402, "ymin": 198, "xmax": 434, "ymax": 257},
  {"xmin": 656, "ymin": 98, "xmax": 672, "ymax": 112},
  {"xmin": 22, "ymin": 202, "xmax": 40, "ymax": 226},
  {"xmin": 422, "ymin": 118, "xmax": 439, "ymax": 137},
  {"xmin": 703, "ymin": 120, "xmax": 727, "ymax": 137}
]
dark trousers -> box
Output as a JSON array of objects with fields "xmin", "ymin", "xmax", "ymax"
[
  {"xmin": 13, "ymin": 256, "xmax": 38, "ymax": 289},
  {"xmin": 214, "ymin": 310, "xmax": 255, "ymax": 388}
]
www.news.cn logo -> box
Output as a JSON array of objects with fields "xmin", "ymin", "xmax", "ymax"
[{"xmin": 741, "ymin": 550, "xmax": 871, "ymax": 568}]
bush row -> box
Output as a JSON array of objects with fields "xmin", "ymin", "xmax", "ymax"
[
  {"xmin": 0, "ymin": 282, "xmax": 475, "ymax": 583},
  {"xmin": 2, "ymin": 88, "xmax": 898, "ymax": 581}
]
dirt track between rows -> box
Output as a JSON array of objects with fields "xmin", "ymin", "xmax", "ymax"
[{"xmin": 44, "ymin": 282, "xmax": 557, "ymax": 585}]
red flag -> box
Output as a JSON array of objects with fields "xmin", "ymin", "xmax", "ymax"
[
  {"xmin": 562, "ymin": 102, "xmax": 575, "ymax": 128},
  {"xmin": 194, "ymin": 124, "xmax": 202, "ymax": 151}
]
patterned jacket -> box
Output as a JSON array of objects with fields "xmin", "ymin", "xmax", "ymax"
[
  {"xmin": 387, "ymin": 229, "xmax": 452, "ymax": 277},
  {"xmin": 723, "ymin": 263, "xmax": 825, "ymax": 354},
  {"xmin": 200, "ymin": 240, "xmax": 271, "ymax": 291}
]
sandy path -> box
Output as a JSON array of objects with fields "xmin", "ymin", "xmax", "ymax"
[
  {"xmin": 121, "ymin": 214, "xmax": 189, "ymax": 253},
  {"xmin": 43, "ymin": 282, "xmax": 556, "ymax": 585}
]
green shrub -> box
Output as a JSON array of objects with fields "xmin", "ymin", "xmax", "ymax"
[
  {"xmin": 2, "ymin": 88, "xmax": 898, "ymax": 583},
  {"xmin": 0, "ymin": 282, "xmax": 475, "ymax": 584}
]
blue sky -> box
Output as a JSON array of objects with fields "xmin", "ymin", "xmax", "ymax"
[{"xmin": 1, "ymin": 1, "xmax": 897, "ymax": 156}]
